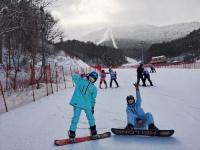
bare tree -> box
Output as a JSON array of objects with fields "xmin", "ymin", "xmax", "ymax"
[{"xmin": 0, "ymin": 0, "xmax": 62, "ymax": 68}]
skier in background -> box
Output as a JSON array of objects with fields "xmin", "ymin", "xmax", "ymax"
[
  {"xmin": 150, "ymin": 65, "xmax": 156, "ymax": 73},
  {"xmin": 68, "ymin": 71, "xmax": 99, "ymax": 140},
  {"xmin": 99, "ymin": 69, "xmax": 108, "ymax": 89},
  {"xmin": 136, "ymin": 63, "xmax": 146, "ymax": 86},
  {"xmin": 109, "ymin": 67, "xmax": 119, "ymax": 88},
  {"xmin": 143, "ymin": 68, "xmax": 153, "ymax": 86},
  {"xmin": 125, "ymin": 83, "xmax": 158, "ymax": 131}
]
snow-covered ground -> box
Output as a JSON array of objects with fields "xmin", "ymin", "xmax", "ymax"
[{"xmin": 0, "ymin": 68, "xmax": 200, "ymax": 150}]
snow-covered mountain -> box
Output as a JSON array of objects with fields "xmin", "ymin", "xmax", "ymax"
[{"xmin": 80, "ymin": 22, "xmax": 200, "ymax": 48}]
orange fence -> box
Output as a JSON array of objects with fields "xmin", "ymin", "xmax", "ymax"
[
  {"xmin": 0, "ymin": 64, "xmax": 93, "ymax": 113},
  {"xmin": 1, "ymin": 62, "xmax": 199, "ymax": 113},
  {"xmin": 154, "ymin": 62, "xmax": 200, "ymax": 69}
]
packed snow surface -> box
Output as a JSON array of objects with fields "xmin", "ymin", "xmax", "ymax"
[{"xmin": 0, "ymin": 68, "xmax": 200, "ymax": 150}]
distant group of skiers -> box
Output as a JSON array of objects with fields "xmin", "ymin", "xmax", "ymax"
[
  {"xmin": 99, "ymin": 67, "xmax": 119, "ymax": 89},
  {"xmin": 99, "ymin": 64, "xmax": 156, "ymax": 89},
  {"xmin": 137, "ymin": 63, "xmax": 155, "ymax": 86}
]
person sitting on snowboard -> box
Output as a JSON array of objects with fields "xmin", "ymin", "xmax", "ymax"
[
  {"xmin": 125, "ymin": 83, "xmax": 158, "ymax": 131},
  {"xmin": 68, "ymin": 71, "xmax": 99, "ymax": 140}
]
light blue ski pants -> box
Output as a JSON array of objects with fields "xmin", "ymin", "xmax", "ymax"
[
  {"xmin": 70, "ymin": 107, "xmax": 95, "ymax": 131},
  {"xmin": 128, "ymin": 112, "xmax": 154, "ymax": 127}
]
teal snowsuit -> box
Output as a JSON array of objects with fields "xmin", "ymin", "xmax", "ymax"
[
  {"xmin": 69, "ymin": 74, "xmax": 97, "ymax": 131},
  {"xmin": 126, "ymin": 91, "xmax": 154, "ymax": 128}
]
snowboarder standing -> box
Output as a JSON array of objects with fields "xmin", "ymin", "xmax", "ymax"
[
  {"xmin": 125, "ymin": 83, "xmax": 158, "ymax": 131},
  {"xmin": 68, "ymin": 71, "xmax": 99, "ymax": 140},
  {"xmin": 143, "ymin": 68, "xmax": 153, "ymax": 86},
  {"xmin": 109, "ymin": 67, "xmax": 119, "ymax": 88},
  {"xmin": 136, "ymin": 63, "xmax": 146, "ymax": 86},
  {"xmin": 99, "ymin": 69, "xmax": 108, "ymax": 89}
]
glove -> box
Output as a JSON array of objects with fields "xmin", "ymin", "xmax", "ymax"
[
  {"xmin": 92, "ymin": 107, "xmax": 94, "ymax": 115},
  {"xmin": 136, "ymin": 118, "xmax": 144, "ymax": 125},
  {"xmin": 133, "ymin": 83, "xmax": 139, "ymax": 91},
  {"xmin": 81, "ymin": 73, "xmax": 87, "ymax": 78}
]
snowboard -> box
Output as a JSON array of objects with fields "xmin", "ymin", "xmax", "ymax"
[
  {"xmin": 111, "ymin": 128, "xmax": 174, "ymax": 137},
  {"xmin": 54, "ymin": 132, "xmax": 111, "ymax": 146}
]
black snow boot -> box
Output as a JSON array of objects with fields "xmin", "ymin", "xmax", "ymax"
[
  {"xmin": 90, "ymin": 125, "xmax": 97, "ymax": 136},
  {"xmin": 125, "ymin": 123, "xmax": 134, "ymax": 130},
  {"xmin": 142, "ymin": 84, "xmax": 146, "ymax": 87},
  {"xmin": 68, "ymin": 130, "xmax": 76, "ymax": 139},
  {"xmin": 90, "ymin": 125, "xmax": 99, "ymax": 139},
  {"xmin": 148, "ymin": 124, "xmax": 159, "ymax": 131}
]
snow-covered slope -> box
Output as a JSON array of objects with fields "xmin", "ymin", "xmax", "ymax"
[
  {"xmin": 0, "ymin": 68, "xmax": 200, "ymax": 150},
  {"xmin": 122, "ymin": 57, "xmax": 139, "ymax": 66},
  {"xmin": 80, "ymin": 27, "xmax": 118, "ymax": 48},
  {"xmin": 80, "ymin": 22, "xmax": 200, "ymax": 46},
  {"xmin": 38, "ymin": 51, "xmax": 89, "ymax": 68},
  {"xmin": 96, "ymin": 27, "xmax": 118, "ymax": 49}
]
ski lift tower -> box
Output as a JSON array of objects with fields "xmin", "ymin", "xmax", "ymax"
[{"xmin": 140, "ymin": 41, "xmax": 145, "ymax": 63}]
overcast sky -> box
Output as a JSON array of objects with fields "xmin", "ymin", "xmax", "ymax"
[{"xmin": 50, "ymin": 0, "xmax": 200, "ymax": 39}]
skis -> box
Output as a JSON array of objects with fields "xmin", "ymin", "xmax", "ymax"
[
  {"xmin": 111, "ymin": 128, "xmax": 174, "ymax": 137},
  {"xmin": 54, "ymin": 132, "xmax": 111, "ymax": 146}
]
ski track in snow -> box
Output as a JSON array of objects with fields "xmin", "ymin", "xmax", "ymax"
[{"xmin": 0, "ymin": 68, "xmax": 200, "ymax": 150}]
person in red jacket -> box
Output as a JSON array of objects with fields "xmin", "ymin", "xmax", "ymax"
[{"xmin": 99, "ymin": 69, "xmax": 108, "ymax": 89}]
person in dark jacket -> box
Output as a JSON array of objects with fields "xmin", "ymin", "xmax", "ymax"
[{"xmin": 136, "ymin": 63, "xmax": 146, "ymax": 86}]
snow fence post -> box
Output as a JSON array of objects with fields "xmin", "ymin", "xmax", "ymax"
[
  {"xmin": 62, "ymin": 66, "xmax": 66, "ymax": 89},
  {"xmin": 44, "ymin": 65, "xmax": 49, "ymax": 96},
  {"xmin": 0, "ymin": 81, "xmax": 8, "ymax": 112},
  {"xmin": 49, "ymin": 64, "xmax": 53, "ymax": 94},
  {"xmin": 70, "ymin": 66, "xmax": 74, "ymax": 87},
  {"xmin": 30, "ymin": 64, "xmax": 35, "ymax": 102},
  {"xmin": 55, "ymin": 63, "xmax": 58, "ymax": 92}
]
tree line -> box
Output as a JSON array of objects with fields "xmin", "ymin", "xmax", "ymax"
[
  {"xmin": 145, "ymin": 28, "xmax": 200, "ymax": 62},
  {"xmin": 55, "ymin": 40, "xmax": 127, "ymax": 67}
]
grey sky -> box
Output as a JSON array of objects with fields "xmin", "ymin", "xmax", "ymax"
[{"xmin": 50, "ymin": 0, "xmax": 200, "ymax": 39}]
